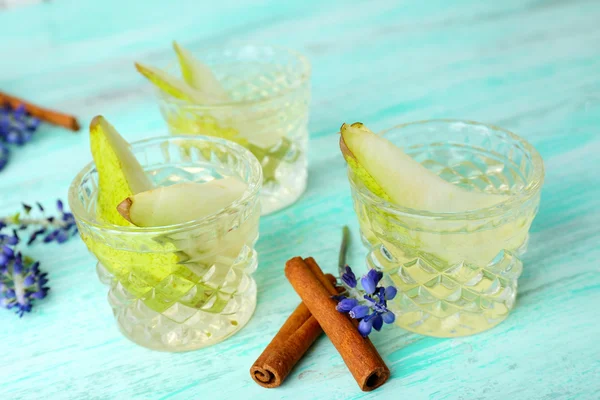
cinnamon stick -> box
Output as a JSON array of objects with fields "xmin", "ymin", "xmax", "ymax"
[
  {"xmin": 0, "ymin": 91, "xmax": 80, "ymax": 131},
  {"xmin": 285, "ymin": 257, "xmax": 390, "ymax": 391},
  {"xmin": 250, "ymin": 274, "xmax": 337, "ymax": 388}
]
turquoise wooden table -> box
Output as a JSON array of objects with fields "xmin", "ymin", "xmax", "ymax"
[{"xmin": 1, "ymin": 1, "xmax": 599, "ymax": 399}]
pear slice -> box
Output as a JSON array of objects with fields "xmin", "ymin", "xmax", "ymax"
[
  {"xmin": 136, "ymin": 44, "xmax": 291, "ymax": 179},
  {"xmin": 340, "ymin": 122, "xmax": 505, "ymax": 212},
  {"xmin": 90, "ymin": 116, "xmax": 153, "ymax": 225},
  {"xmin": 173, "ymin": 41, "xmax": 230, "ymax": 101},
  {"xmin": 117, "ymin": 177, "xmax": 247, "ymax": 227},
  {"xmin": 135, "ymin": 62, "xmax": 211, "ymax": 103}
]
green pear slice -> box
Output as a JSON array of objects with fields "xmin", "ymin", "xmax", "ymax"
[
  {"xmin": 135, "ymin": 62, "xmax": 211, "ymax": 103},
  {"xmin": 117, "ymin": 177, "xmax": 248, "ymax": 227},
  {"xmin": 173, "ymin": 41, "xmax": 230, "ymax": 101},
  {"xmin": 171, "ymin": 43, "xmax": 281, "ymax": 148},
  {"xmin": 340, "ymin": 122, "xmax": 506, "ymax": 212},
  {"xmin": 89, "ymin": 116, "xmax": 153, "ymax": 225},
  {"xmin": 136, "ymin": 45, "xmax": 291, "ymax": 178},
  {"xmin": 114, "ymin": 176, "xmax": 256, "ymax": 312}
]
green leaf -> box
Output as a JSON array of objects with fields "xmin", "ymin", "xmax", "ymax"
[{"xmin": 8, "ymin": 212, "xmax": 20, "ymax": 224}]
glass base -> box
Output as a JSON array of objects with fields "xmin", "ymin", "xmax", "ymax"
[
  {"xmin": 260, "ymin": 170, "xmax": 307, "ymax": 215},
  {"xmin": 365, "ymin": 242, "xmax": 522, "ymax": 338},
  {"xmin": 116, "ymin": 286, "xmax": 256, "ymax": 352},
  {"xmin": 258, "ymin": 143, "xmax": 307, "ymax": 215},
  {"xmin": 391, "ymin": 305, "xmax": 509, "ymax": 338},
  {"xmin": 97, "ymin": 253, "xmax": 258, "ymax": 352}
]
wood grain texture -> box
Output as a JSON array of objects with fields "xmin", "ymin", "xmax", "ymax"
[{"xmin": 0, "ymin": 0, "xmax": 598, "ymax": 399}]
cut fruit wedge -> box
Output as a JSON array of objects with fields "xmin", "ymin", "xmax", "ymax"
[
  {"xmin": 117, "ymin": 177, "xmax": 248, "ymax": 227},
  {"xmin": 135, "ymin": 43, "xmax": 284, "ymax": 148},
  {"xmin": 84, "ymin": 117, "xmax": 254, "ymax": 313},
  {"xmin": 135, "ymin": 43, "xmax": 293, "ymax": 181},
  {"xmin": 89, "ymin": 116, "xmax": 154, "ymax": 225},
  {"xmin": 340, "ymin": 122, "xmax": 506, "ymax": 212},
  {"xmin": 135, "ymin": 62, "xmax": 211, "ymax": 103},
  {"xmin": 173, "ymin": 41, "xmax": 230, "ymax": 101},
  {"xmin": 85, "ymin": 116, "xmax": 176, "ymax": 298}
]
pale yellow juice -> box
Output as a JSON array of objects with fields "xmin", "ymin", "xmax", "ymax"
[
  {"xmin": 360, "ymin": 210, "xmax": 535, "ymax": 337},
  {"xmin": 82, "ymin": 164, "xmax": 259, "ymax": 315},
  {"xmin": 70, "ymin": 136, "xmax": 262, "ymax": 351},
  {"xmin": 156, "ymin": 44, "xmax": 311, "ymax": 215},
  {"xmin": 350, "ymin": 127, "xmax": 543, "ymax": 337}
]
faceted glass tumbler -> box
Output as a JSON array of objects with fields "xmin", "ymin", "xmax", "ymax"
[
  {"xmin": 156, "ymin": 44, "xmax": 311, "ymax": 215},
  {"xmin": 68, "ymin": 136, "xmax": 262, "ymax": 351},
  {"xmin": 348, "ymin": 120, "xmax": 544, "ymax": 337}
]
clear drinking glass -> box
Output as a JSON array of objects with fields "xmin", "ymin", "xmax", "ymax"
[
  {"xmin": 156, "ymin": 44, "xmax": 311, "ymax": 215},
  {"xmin": 68, "ymin": 136, "xmax": 262, "ymax": 351},
  {"xmin": 348, "ymin": 120, "xmax": 544, "ymax": 337}
]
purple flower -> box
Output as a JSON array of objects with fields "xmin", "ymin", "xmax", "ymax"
[
  {"xmin": 361, "ymin": 269, "xmax": 382, "ymax": 295},
  {"xmin": 382, "ymin": 311, "xmax": 395, "ymax": 324},
  {"xmin": 43, "ymin": 230, "xmax": 59, "ymax": 243},
  {"xmin": 13, "ymin": 104, "xmax": 26, "ymax": 118},
  {"xmin": 384, "ymin": 286, "xmax": 397, "ymax": 300},
  {"xmin": 349, "ymin": 305, "xmax": 370, "ymax": 319},
  {"xmin": 56, "ymin": 230, "xmax": 69, "ymax": 243},
  {"xmin": 24, "ymin": 274, "xmax": 35, "ymax": 286},
  {"xmin": 0, "ymin": 104, "xmax": 40, "ymax": 171},
  {"xmin": 1, "ymin": 232, "xmax": 19, "ymax": 246},
  {"xmin": 336, "ymin": 297, "xmax": 358, "ymax": 312},
  {"xmin": 3, "ymin": 245, "xmax": 14, "ymax": 258},
  {"xmin": 31, "ymin": 289, "xmax": 48, "ymax": 299},
  {"xmin": 0, "ymin": 196, "xmax": 63, "ymax": 314},
  {"xmin": 341, "ymin": 265, "xmax": 357, "ymax": 288},
  {"xmin": 334, "ymin": 266, "xmax": 397, "ymax": 337},
  {"xmin": 0, "ymin": 200, "xmax": 78, "ymax": 246},
  {"xmin": 26, "ymin": 228, "xmax": 46, "ymax": 246},
  {"xmin": 0, "ymin": 234, "xmax": 49, "ymax": 317},
  {"xmin": 12, "ymin": 254, "xmax": 23, "ymax": 274},
  {"xmin": 358, "ymin": 317, "xmax": 373, "ymax": 337},
  {"xmin": 372, "ymin": 314, "xmax": 383, "ymax": 331}
]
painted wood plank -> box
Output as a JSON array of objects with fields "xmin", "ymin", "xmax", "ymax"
[{"xmin": 1, "ymin": 0, "xmax": 598, "ymax": 399}]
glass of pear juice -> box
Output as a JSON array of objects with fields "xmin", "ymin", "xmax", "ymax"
[
  {"xmin": 154, "ymin": 44, "xmax": 311, "ymax": 216},
  {"xmin": 68, "ymin": 135, "xmax": 262, "ymax": 352},
  {"xmin": 346, "ymin": 120, "xmax": 544, "ymax": 337}
]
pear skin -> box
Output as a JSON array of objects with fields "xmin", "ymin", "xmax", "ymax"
[
  {"xmin": 89, "ymin": 116, "xmax": 153, "ymax": 225},
  {"xmin": 135, "ymin": 62, "xmax": 208, "ymax": 103},
  {"xmin": 340, "ymin": 122, "xmax": 505, "ymax": 212},
  {"xmin": 173, "ymin": 41, "xmax": 230, "ymax": 101},
  {"xmin": 340, "ymin": 123, "xmax": 392, "ymax": 202}
]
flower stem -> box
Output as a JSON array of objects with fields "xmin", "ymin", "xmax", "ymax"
[
  {"xmin": 12, "ymin": 268, "xmax": 25, "ymax": 305},
  {"xmin": 338, "ymin": 226, "xmax": 363, "ymax": 299},
  {"xmin": 0, "ymin": 217, "xmax": 70, "ymax": 229},
  {"xmin": 338, "ymin": 225, "xmax": 351, "ymax": 271}
]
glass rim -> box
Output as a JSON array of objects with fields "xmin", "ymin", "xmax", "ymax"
[
  {"xmin": 349, "ymin": 119, "xmax": 545, "ymax": 221},
  {"xmin": 155, "ymin": 43, "xmax": 311, "ymax": 110},
  {"xmin": 68, "ymin": 135, "xmax": 262, "ymax": 235}
]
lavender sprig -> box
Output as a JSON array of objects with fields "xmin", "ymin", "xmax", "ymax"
[
  {"xmin": 0, "ymin": 200, "xmax": 77, "ymax": 245},
  {"xmin": 335, "ymin": 266, "xmax": 397, "ymax": 337},
  {"xmin": 0, "ymin": 199, "xmax": 76, "ymax": 317},
  {"xmin": 0, "ymin": 104, "xmax": 40, "ymax": 172},
  {"xmin": 334, "ymin": 226, "xmax": 397, "ymax": 337},
  {"xmin": 0, "ymin": 239, "xmax": 49, "ymax": 317}
]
